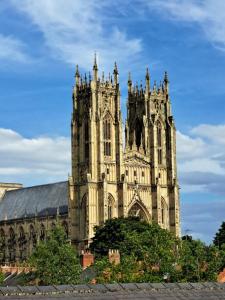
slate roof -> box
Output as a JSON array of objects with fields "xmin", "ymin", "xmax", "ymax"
[
  {"xmin": 0, "ymin": 282, "xmax": 225, "ymax": 299},
  {"xmin": 0, "ymin": 181, "xmax": 68, "ymax": 222}
]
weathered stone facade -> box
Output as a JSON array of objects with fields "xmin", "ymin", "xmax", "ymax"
[
  {"xmin": 69, "ymin": 59, "xmax": 180, "ymax": 249},
  {"xmin": 0, "ymin": 182, "xmax": 69, "ymax": 263},
  {"xmin": 0, "ymin": 59, "xmax": 180, "ymax": 261}
]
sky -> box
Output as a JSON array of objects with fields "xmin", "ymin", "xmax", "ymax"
[{"xmin": 0, "ymin": 0, "xmax": 225, "ymax": 244}]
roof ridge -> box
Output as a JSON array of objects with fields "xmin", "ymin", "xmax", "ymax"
[{"xmin": 4, "ymin": 180, "xmax": 68, "ymax": 194}]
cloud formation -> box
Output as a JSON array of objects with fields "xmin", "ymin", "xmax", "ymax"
[
  {"xmin": 10, "ymin": 0, "xmax": 142, "ymax": 72},
  {"xmin": 146, "ymin": 0, "xmax": 225, "ymax": 51},
  {"xmin": 177, "ymin": 124, "xmax": 225, "ymax": 194},
  {"xmin": 0, "ymin": 34, "xmax": 29, "ymax": 63},
  {"xmin": 0, "ymin": 128, "xmax": 70, "ymax": 185}
]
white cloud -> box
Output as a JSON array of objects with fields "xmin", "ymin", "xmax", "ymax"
[
  {"xmin": 146, "ymin": 0, "xmax": 225, "ymax": 51},
  {"xmin": 177, "ymin": 124, "xmax": 225, "ymax": 194},
  {"xmin": 10, "ymin": 0, "xmax": 142, "ymax": 72},
  {"xmin": 0, "ymin": 128, "xmax": 70, "ymax": 185},
  {"xmin": 0, "ymin": 34, "xmax": 29, "ymax": 63}
]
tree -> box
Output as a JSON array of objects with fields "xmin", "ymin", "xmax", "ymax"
[
  {"xmin": 91, "ymin": 217, "xmax": 225, "ymax": 283},
  {"xmin": 214, "ymin": 221, "xmax": 225, "ymax": 249},
  {"xmin": 90, "ymin": 217, "xmax": 181, "ymax": 282},
  {"xmin": 179, "ymin": 238, "xmax": 225, "ymax": 282},
  {"xmin": 29, "ymin": 225, "xmax": 82, "ymax": 285}
]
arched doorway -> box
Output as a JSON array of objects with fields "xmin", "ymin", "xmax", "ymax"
[{"xmin": 128, "ymin": 202, "xmax": 149, "ymax": 221}]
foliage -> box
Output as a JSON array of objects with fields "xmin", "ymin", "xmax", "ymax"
[
  {"xmin": 90, "ymin": 217, "xmax": 177, "ymax": 258},
  {"xmin": 29, "ymin": 225, "xmax": 82, "ymax": 285},
  {"xmin": 91, "ymin": 217, "xmax": 180, "ymax": 282},
  {"xmin": 178, "ymin": 238, "xmax": 225, "ymax": 282},
  {"xmin": 0, "ymin": 272, "xmax": 4, "ymax": 284},
  {"xmin": 91, "ymin": 217, "xmax": 225, "ymax": 283},
  {"xmin": 214, "ymin": 221, "xmax": 225, "ymax": 249}
]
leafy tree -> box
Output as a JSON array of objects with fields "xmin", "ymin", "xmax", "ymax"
[
  {"xmin": 214, "ymin": 221, "xmax": 225, "ymax": 249},
  {"xmin": 91, "ymin": 217, "xmax": 225, "ymax": 283},
  {"xmin": 91, "ymin": 217, "xmax": 181, "ymax": 282},
  {"xmin": 29, "ymin": 225, "xmax": 82, "ymax": 285}
]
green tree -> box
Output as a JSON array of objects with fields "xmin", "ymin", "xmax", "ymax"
[
  {"xmin": 29, "ymin": 225, "xmax": 82, "ymax": 285},
  {"xmin": 91, "ymin": 217, "xmax": 180, "ymax": 282},
  {"xmin": 214, "ymin": 221, "xmax": 225, "ymax": 249},
  {"xmin": 178, "ymin": 238, "xmax": 225, "ymax": 282},
  {"xmin": 91, "ymin": 217, "xmax": 225, "ymax": 283}
]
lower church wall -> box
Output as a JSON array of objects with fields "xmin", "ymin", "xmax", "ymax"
[{"xmin": 0, "ymin": 214, "xmax": 69, "ymax": 264}]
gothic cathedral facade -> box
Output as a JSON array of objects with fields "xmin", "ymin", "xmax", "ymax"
[{"xmin": 69, "ymin": 58, "xmax": 180, "ymax": 249}]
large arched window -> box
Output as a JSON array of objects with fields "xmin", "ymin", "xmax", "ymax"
[
  {"xmin": 103, "ymin": 118, "xmax": 111, "ymax": 156},
  {"xmin": 40, "ymin": 224, "xmax": 45, "ymax": 241},
  {"xmin": 62, "ymin": 221, "xmax": 69, "ymax": 239},
  {"xmin": 108, "ymin": 194, "xmax": 115, "ymax": 219},
  {"xmin": 128, "ymin": 202, "xmax": 148, "ymax": 221},
  {"xmin": 157, "ymin": 123, "xmax": 162, "ymax": 147},
  {"xmin": 156, "ymin": 121, "xmax": 163, "ymax": 165},
  {"xmin": 29, "ymin": 225, "xmax": 36, "ymax": 248},
  {"xmin": 18, "ymin": 226, "xmax": 26, "ymax": 261},
  {"xmin": 161, "ymin": 198, "xmax": 168, "ymax": 227},
  {"xmin": 84, "ymin": 122, "xmax": 89, "ymax": 160},
  {"xmin": 8, "ymin": 227, "xmax": 16, "ymax": 262},
  {"xmin": 81, "ymin": 194, "xmax": 87, "ymax": 239},
  {"xmin": 0, "ymin": 229, "xmax": 5, "ymax": 263},
  {"xmin": 135, "ymin": 118, "xmax": 143, "ymax": 149}
]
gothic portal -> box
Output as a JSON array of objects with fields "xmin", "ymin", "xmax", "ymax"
[{"xmin": 69, "ymin": 57, "xmax": 180, "ymax": 249}]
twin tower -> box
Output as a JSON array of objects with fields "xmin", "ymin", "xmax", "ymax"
[{"xmin": 69, "ymin": 57, "xmax": 180, "ymax": 249}]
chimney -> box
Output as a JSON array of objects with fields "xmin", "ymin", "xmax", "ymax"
[
  {"xmin": 108, "ymin": 249, "xmax": 120, "ymax": 265},
  {"xmin": 80, "ymin": 250, "xmax": 94, "ymax": 269}
]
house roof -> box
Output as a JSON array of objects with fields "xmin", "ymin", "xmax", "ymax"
[
  {"xmin": 0, "ymin": 282, "xmax": 225, "ymax": 299},
  {"xmin": 0, "ymin": 181, "xmax": 68, "ymax": 222}
]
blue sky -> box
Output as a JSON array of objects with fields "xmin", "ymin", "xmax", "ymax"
[{"xmin": 1, "ymin": 0, "xmax": 225, "ymax": 243}]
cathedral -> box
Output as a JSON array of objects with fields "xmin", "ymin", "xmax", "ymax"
[{"xmin": 0, "ymin": 58, "xmax": 180, "ymax": 262}]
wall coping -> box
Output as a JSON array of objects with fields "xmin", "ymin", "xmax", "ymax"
[{"xmin": 0, "ymin": 282, "xmax": 224, "ymax": 296}]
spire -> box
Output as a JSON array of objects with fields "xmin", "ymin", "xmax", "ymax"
[
  {"xmin": 93, "ymin": 52, "xmax": 98, "ymax": 81},
  {"xmin": 164, "ymin": 71, "xmax": 169, "ymax": 95},
  {"xmin": 145, "ymin": 67, "xmax": 150, "ymax": 95},
  {"xmin": 128, "ymin": 72, "xmax": 132, "ymax": 93},
  {"xmin": 113, "ymin": 61, "xmax": 119, "ymax": 85},
  {"xmin": 75, "ymin": 64, "xmax": 80, "ymax": 85}
]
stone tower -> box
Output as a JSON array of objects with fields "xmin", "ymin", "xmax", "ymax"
[
  {"xmin": 69, "ymin": 57, "xmax": 124, "ymax": 249},
  {"xmin": 124, "ymin": 70, "xmax": 180, "ymax": 236},
  {"xmin": 69, "ymin": 59, "xmax": 180, "ymax": 249}
]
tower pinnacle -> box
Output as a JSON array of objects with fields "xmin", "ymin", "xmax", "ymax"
[
  {"xmin": 93, "ymin": 52, "xmax": 98, "ymax": 81},
  {"xmin": 164, "ymin": 71, "xmax": 169, "ymax": 95},
  {"xmin": 113, "ymin": 62, "xmax": 119, "ymax": 85},
  {"xmin": 128, "ymin": 72, "xmax": 132, "ymax": 93},
  {"xmin": 75, "ymin": 64, "xmax": 80, "ymax": 85},
  {"xmin": 145, "ymin": 67, "xmax": 150, "ymax": 95}
]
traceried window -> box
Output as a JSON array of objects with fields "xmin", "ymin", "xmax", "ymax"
[
  {"xmin": 108, "ymin": 194, "xmax": 115, "ymax": 219},
  {"xmin": 157, "ymin": 124, "xmax": 162, "ymax": 147},
  {"xmin": 128, "ymin": 203, "xmax": 147, "ymax": 221},
  {"xmin": 158, "ymin": 149, "xmax": 162, "ymax": 165},
  {"xmin": 161, "ymin": 198, "xmax": 167, "ymax": 226},
  {"xmin": 84, "ymin": 122, "xmax": 89, "ymax": 160},
  {"xmin": 81, "ymin": 194, "xmax": 87, "ymax": 239},
  {"xmin": 103, "ymin": 118, "xmax": 111, "ymax": 156},
  {"xmin": 156, "ymin": 122, "xmax": 163, "ymax": 165}
]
